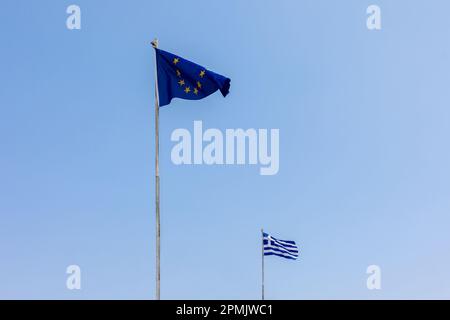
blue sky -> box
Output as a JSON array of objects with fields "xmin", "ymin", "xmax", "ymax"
[{"xmin": 1, "ymin": 0, "xmax": 450, "ymax": 299}]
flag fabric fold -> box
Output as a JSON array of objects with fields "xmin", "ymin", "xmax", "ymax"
[
  {"xmin": 155, "ymin": 48, "xmax": 231, "ymax": 107},
  {"xmin": 263, "ymin": 232, "xmax": 299, "ymax": 260}
]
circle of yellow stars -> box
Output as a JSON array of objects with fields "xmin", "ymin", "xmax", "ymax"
[{"xmin": 173, "ymin": 57, "xmax": 205, "ymax": 96}]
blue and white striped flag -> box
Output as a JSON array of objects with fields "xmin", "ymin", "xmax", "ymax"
[{"xmin": 263, "ymin": 232, "xmax": 299, "ymax": 260}]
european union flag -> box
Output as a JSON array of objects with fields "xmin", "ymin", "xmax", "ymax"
[{"xmin": 154, "ymin": 48, "xmax": 231, "ymax": 107}]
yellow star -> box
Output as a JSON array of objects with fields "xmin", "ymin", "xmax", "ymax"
[
  {"xmin": 194, "ymin": 88, "xmax": 198, "ymax": 95},
  {"xmin": 173, "ymin": 58, "xmax": 179, "ymax": 65},
  {"xmin": 184, "ymin": 86, "xmax": 191, "ymax": 93},
  {"xmin": 199, "ymin": 70, "xmax": 205, "ymax": 78},
  {"xmin": 178, "ymin": 79, "xmax": 185, "ymax": 86},
  {"xmin": 176, "ymin": 69, "xmax": 181, "ymax": 77},
  {"xmin": 197, "ymin": 81, "xmax": 202, "ymax": 89}
]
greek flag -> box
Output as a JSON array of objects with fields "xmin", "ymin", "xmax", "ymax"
[{"xmin": 263, "ymin": 232, "xmax": 299, "ymax": 260}]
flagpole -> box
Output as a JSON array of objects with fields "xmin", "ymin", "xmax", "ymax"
[
  {"xmin": 261, "ymin": 228, "xmax": 264, "ymax": 300},
  {"xmin": 151, "ymin": 38, "xmax": 160, "ymax": 300}
]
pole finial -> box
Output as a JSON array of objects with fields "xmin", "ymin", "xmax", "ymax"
[{"xmin": 151, "ymin": 38, "xmax": 158, "ymax": 48}]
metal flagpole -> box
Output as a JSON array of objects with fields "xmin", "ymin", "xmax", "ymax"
[
  {"xmin": 151, "ymin": 38, "xmax": 160, "ymax": 300},
  {"xmin": 261, "ymin": 228, "xmax": 265, "ymax": 300}
]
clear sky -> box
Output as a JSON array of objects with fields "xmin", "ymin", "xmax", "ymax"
[{"xmin": 1, "ymin": 0, "xmax": 450, "ymax": 299}]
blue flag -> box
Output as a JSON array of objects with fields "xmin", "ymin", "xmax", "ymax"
[
  {"xmin": 263, "ymin": 232, "xmax": 299, "ymax": 260},
  {"xmin": 154, "ymin": 48, "xmax": 231, "ymax": 107}
]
